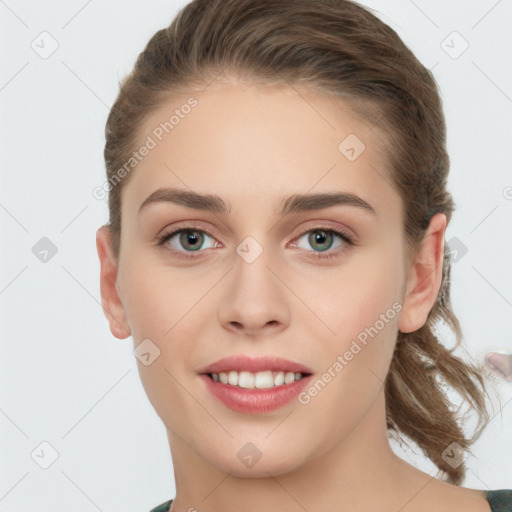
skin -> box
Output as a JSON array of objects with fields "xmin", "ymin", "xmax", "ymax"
[{"xmin": 96, "ymin": 82, "xmax": 491, "ymax": 511}]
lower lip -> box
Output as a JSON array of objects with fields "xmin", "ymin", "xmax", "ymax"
[{"xmin": 200, "ymin": 374, "xmax": 313, "ymax": 414}]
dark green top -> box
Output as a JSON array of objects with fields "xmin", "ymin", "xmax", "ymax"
[{"xmin": 150, "ymin": 489, "xmax": 512, "ymax": 511}]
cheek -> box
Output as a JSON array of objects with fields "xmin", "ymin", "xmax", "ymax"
[
  {"xmin": 119, "ymin": 255, "xmax": 216, "ymax": 402},
  {"xmin": 122, "ymin": 263, "xmax": 208, "ymax": 433},
  {"xmin": 293, "ymin": 246, "xmax": 403, "ymax": 408},
  {"xmin": 297, "ymin": 246, "xmax": 403, "ymax": 347},
  {"xmin": 120, "ymin": 254, "xmax": 209, "ymax": 342},
  {"xmin": 293, "ymin": 259, "xmax": 402, "ymax": 444}
]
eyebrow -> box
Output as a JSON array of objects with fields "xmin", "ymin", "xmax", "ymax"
[{"xmin": 138, "ymin": 187, "xmax": 377, "ymax": 216}]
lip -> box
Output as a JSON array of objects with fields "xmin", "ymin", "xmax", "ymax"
[
  {"xmin": 199, "ymin": 355, "xmax": 313, "ymax": 374},
  {"xmin": 199, "ymin": 355, "xmax": 314, "ymax": 414}
]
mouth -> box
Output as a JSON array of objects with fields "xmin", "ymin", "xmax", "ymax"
[{"xmin": 199, "ymin": 355, "xmax": 313, "ymax": 413}]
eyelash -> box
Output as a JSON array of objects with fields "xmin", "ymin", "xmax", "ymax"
[{"xmin": 156, "ymin": 224, "xmax": 355, "ymax": 261}]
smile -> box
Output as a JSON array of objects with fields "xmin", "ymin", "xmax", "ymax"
[{"xmin": 199, "ymin": 355, "xmax": 314, "ymax": 413}]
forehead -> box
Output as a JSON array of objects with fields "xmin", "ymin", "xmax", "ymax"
[{"xmin": 123, "ymin": 82, "xmax": 401, "ymax": 222}]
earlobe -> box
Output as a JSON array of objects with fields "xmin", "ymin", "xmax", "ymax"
[
  {"xmin": 96, "ymin": 225, "xmax": 132, "ymax": 339},
  {"xmin": 398, "ymin": 213, "xmax": 447, "ymax": 334}
]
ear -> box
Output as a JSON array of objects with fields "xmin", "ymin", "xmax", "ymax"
[
  {"xmin": 398, "ymin": 212, "xmax": 447, "ymax": 334},
  {"xmin": 96, "ymin": 225, "xmax": 131, "ymax": 339}
]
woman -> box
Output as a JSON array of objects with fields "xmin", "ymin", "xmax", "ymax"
[{"xmin": 96, "ymin": 0, "xmax": 512, "ymax": 510}]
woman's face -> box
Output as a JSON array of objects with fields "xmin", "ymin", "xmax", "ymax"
[{"xmin": 98, "ymin": 82, "xmax": 438, "ymax": 477}]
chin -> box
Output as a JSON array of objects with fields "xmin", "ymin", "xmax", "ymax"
[{"xmin": 207, "ymin": 447, "xmax": 306, "ymax": 478}]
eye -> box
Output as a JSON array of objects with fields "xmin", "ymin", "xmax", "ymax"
[
  {"xmin": 157, "ymin": 226, "xmax": 219, "ymax": 257},
  {"xmin": 290, "ymin": 226, "xmax": 355, "ymax": 260}
]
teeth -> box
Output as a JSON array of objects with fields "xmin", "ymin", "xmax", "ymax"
[
  {"xmin": 254, "ymin": 371, "xmax": 273, "ymax": 389},
  {"xmin": 284, "ymin": 371, "xmax": 295, "ymax": 384},
  {"xmin": 228, "ymin": 370, "xmax": 238, "ymax": 386},
  {"xmin": 238, "ymin": 371, "xmax": 255, "ymax": 388},
  {"xmin": 209, "ymin": 370, "xmax": 306, "ymax": 389},
  {"xmin": 274, "ymin": 371, "xmax": 284, "ymax": 386}
]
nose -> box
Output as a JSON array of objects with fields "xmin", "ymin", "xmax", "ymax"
[{"xmin": 217, "ymin": 247, "xmax": 290, "ymax": 338}]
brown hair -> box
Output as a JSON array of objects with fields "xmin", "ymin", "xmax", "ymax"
[{"xmin": 103, "ymin": 0, "xmax": 493, "ymax": 484}]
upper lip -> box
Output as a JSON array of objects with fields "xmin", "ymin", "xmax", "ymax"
[{"xmin": 200, "ymin": 355, "xmax": 313, "ymax": 375}]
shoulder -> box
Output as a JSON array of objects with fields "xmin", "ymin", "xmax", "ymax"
[
  {"xmin": 426, "ymin": 484, "xmax": 512, "ymax": 512},
  {"xmin": 149, "ymin": 499, "xmax": 172, "ymax": 512},
  {"xmin": 485, "ymin": 489, "xmax": 512, "ymax": 512},
  {"xmin": 399, "ymin": 473, "xmax": 503, "ymax": 512}
]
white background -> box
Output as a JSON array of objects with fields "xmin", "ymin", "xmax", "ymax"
[{"xmin": 1, "ymin": 0, "xmax": 511, "ymax": 510}]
